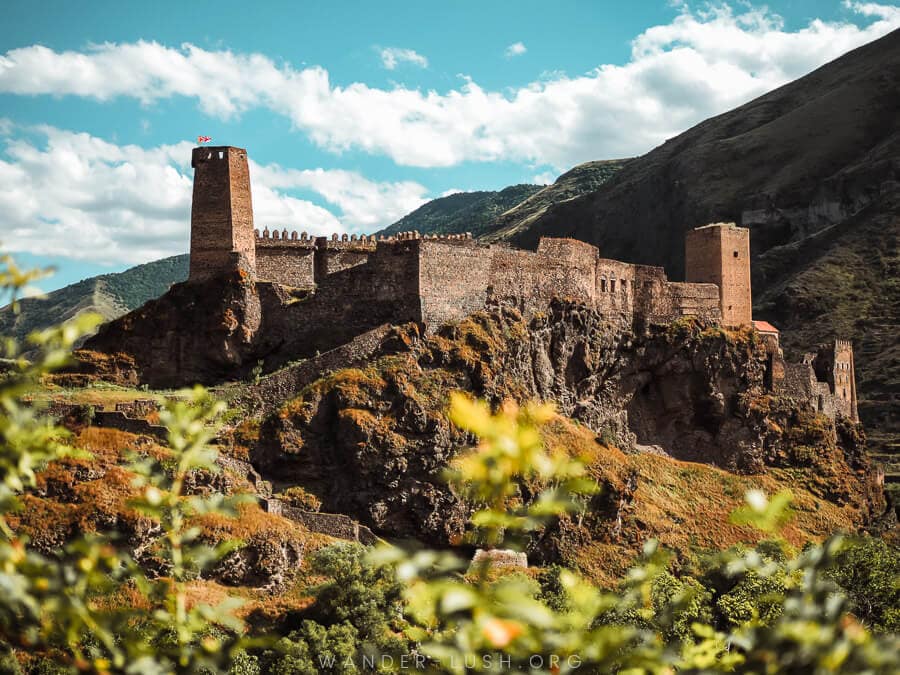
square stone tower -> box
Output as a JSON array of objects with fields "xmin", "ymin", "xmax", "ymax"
[
  {"xmin": 685, "ymin": 222, "xmax": 752, "ymax": 326},
  {"xmin": 189, "ymin": 146, "xmax": 256, "ymax": 281}
]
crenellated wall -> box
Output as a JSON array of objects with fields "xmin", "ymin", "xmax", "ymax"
[
  {"xmin": 245, "ymin": 231, "xmax": 721, "ymax": 338},
  {"xmin": 255, "ymin": 229, "xmax": 316, "ymax": 288}
]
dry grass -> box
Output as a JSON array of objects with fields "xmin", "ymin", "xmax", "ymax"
[
  {"xmin": 540, "ymin": 415, "xmax": 866, "ymax": 587},
  {"xmin": 28, "ymin": 383, "xmax": 163, "ymax": 411},
  {"xmin": 191, "ymin": 502, "xmax": 307, "ymax": 544}
]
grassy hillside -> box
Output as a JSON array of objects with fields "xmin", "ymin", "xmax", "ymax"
[
  {"xmin": 0, "ymin": 254, "xmax": 188, "ymax": 345},
  {"xmin": 379, "ymin": 160, "xmax": 628, "ymax": 241}
]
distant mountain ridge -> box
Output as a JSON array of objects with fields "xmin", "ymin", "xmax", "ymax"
[
  {"xmin": 377, "ymin": 184, "xmax": 542, "ymax": 238},
  {"xmin": 0, "ymin": 255, "xmax": 189, "ymax": 345},
  {"xmin": 486, "ymin": 159, "xmax": 630, "ymax": 241}
]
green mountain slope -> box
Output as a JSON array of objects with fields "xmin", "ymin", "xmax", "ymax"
[
  {"xmin": 486, "ymin": 159, "xmax": 630, "ymax": 241},
  {"xmin": 378, "ymin": 184, "xmax": 542, "ymax": 238},
  {"xmin": 0, "ymin": 254, "xmax": 189, "ymax": 345},
  {"xmin": 379, "ymin": 160, "xmax": 628, "ymax": 240},
  {"xmin": 502, "ymin": 28, "xmax": 900, "ymax": 454}
]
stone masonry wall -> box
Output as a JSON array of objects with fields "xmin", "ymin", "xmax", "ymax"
[
  {"xmin": 417, "ymin": 239, "xmax": 495, "ymax": 329},
  {"xmin": 223, "ymin": 324, "xmax": 393, "ymax": 417},
  {"xmin": 775, "ymin": 339, "xmax": 859, "ymax": 423},
  {"xmin": 260, "ymin": 241, "xmax": 423, "ymax": 364},
  {"xmin": 316, "ymin": 236, "xmax": 378, "ymax": 277},
  {"xmin": 488, "ymin": 239, "xmax": 597, "ymax": 318},
  {"xmin": 255, "ymin": 229, "xmax": 316, "ymax": 288}
]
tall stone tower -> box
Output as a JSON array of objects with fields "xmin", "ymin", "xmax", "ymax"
[
  {"xmin": 685, "ymin": 222, "xmax": 752, "ymax": 326},
  {"xmin": 189, "ymin": 146, "xmax": 256, "ymax": 281}
]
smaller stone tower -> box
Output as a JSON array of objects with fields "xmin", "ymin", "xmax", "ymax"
[
  {"xmin": 189, "ymin": 146, "xmax": 256, "ymax": 281},
  {"xmin": 814, "ymin": 340, "xmax": 858, "ymax": 421},
  {"xmin": 685, "ymin": 222, "xmax": 752, "ymax": 326}
]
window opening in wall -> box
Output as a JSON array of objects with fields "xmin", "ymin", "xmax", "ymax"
[
  {"xmin": 622, "ymin": 279, "xmax": 628, "ymax": 292},
  {"xmin": 601, "ymin": 279, "xmax": 607, "ymax": 292},
  {"xmin": 843, "ymin": 388, "xmax": 847, "ymax": 399},
  {"xmin": 818, "ymin": 395, "xmax": 825, "ymax": 412},
  {"xmin": 733, "ymin": 251, "xmax": 739, "ymax": 257},
  {"xmin": 610, "ymin": 279, "xmax": 616, "ymax": 292}
]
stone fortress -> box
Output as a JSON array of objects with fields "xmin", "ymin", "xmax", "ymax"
[{"xmin": 188, "ymin": 146, "xmax": 858, "ymax": 422}]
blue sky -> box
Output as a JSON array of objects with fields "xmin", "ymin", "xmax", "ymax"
[{"xmin": 1, "ymin": 0, "xmax": 898, "ymax": 292}]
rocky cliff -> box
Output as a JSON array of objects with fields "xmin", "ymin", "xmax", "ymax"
[{"xmin": 237, "ymin": 302, "xmax": 884, "ymax": 576}]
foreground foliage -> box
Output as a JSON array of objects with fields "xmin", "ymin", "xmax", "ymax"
[{"xmin": 0, "ymin": 255, "xmax": 898, "ymax": 673}]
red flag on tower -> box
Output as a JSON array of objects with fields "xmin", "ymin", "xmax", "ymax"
[{"xmin": 197, "ymin": 136, "xmax": 212, "ymax": 144}]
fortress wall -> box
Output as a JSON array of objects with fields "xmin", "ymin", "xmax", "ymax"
[
  {"xmin": 632, "ymin": 265, "xmax": 670, "ymax": 321},
  {"xmin": 595, "ymin": 258, "xmax": 636, "ymax": 321},
  {"xmin": 256, "ymin": 246, "xmax": 315, "ymax": 288},
  {"xmin": 488, "ymin": 239, "xmax": 597, "ymax": 315},
  {"xmin": 662, "ymin": 282, "xmax": 722, "ymax": 322},
  {"xmin": 226, "ymin": 324, "xmax": 393, "ymax": 418},
  {"xmin": 630, "ymin": 265, "xmax": 719, "ymax": 325},
  {"xmin": 272, "ymin": 241, "xmax": 423, "ymax": 359},
  {"xmin": 418, "ymin": 240, "xmax": 495, "ymax": 329},
  {"xmin": 316, "ymin": 238, "xmax": 378, "ymax": 277}
]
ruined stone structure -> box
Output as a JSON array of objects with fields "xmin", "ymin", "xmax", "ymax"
[
  {"xmin": 184, "ymin": 146, "xmax": 858, "ymax": 423},
  {"xmin": 775, "ymin": 340, "xmax": 859, "ymax": 422}
]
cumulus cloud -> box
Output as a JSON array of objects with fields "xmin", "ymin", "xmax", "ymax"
[
  {"xmin": 379, "ymin": 47, "xmax": 428, "ymax": 70},
  {"xmin": 505, "ymin": 42, "xmax": 527, "ymax": 57},
  {"xmin": 250, "ymin": 163, "xmax": 429, "ymax": 229},
  {"xmin": 0, "ymin": 125, "xmax": 428, "ymax": 265},
  {"xmin": 532, "ymin": 171, "xmax": 556, "ymax": 186},
  {"xmin": 0, "ymin": 4, "xmax": 897, "ymax": 171}
]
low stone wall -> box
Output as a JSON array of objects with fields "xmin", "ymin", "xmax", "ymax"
[
  {"xmin": 263, "ymin": 498, "xmax": 378, "ymax": 545},
  {"xmin": 46, "ymin": 401, "xmax": 92, "ymax": 423},
  {"xmin": 45, "ymin": 401, "xmax": 168, "ymax": 440},
  {"xmin": 114, "ymin": 399, "xmax": 160, "ymax": 419},
  {"xmin": 471, "ymin": 548, "xmax": 528, "ymax": 569},
  {"xmin": 93, "ymin": 411, "xmax": 169, "ymax": 441},
  {"xmin": 224, "ymin": 324, "xmax": 394, "ymax": 417}
]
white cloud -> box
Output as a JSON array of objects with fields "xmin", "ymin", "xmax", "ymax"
[
  {"xmin": 505, "ymin": 42, "xmax": 527, "ymax": 57},
  {"xmin": 0, "ymin": 4, "xmax": 897, "ymax": 170},
  {"xmin": 379, "ymin": 47, "xmax": 428, "ymax": 70},
  {"xmin": 250, "ymin": 163, "xmax": 429, "ymax": 228},
  {"xmin": 532, "ymin": 171, "xmax": 556, "ymax": 186},
  {"xmin": 0, "ymin": 125, "xmax": 429, "ymax": 265},
  {"xmin": 440, "ymin": 188, "xmax": 463, "ymax": 197}
]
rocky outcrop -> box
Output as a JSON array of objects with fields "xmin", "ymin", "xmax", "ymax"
[{"xmin": 250, "ymin": 302, "xmax": 884, "ymax": 549}]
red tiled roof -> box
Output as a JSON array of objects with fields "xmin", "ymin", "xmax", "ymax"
[{"xmin": 753, "ymin": 320, "xmax": 779, "ymax": 333}]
